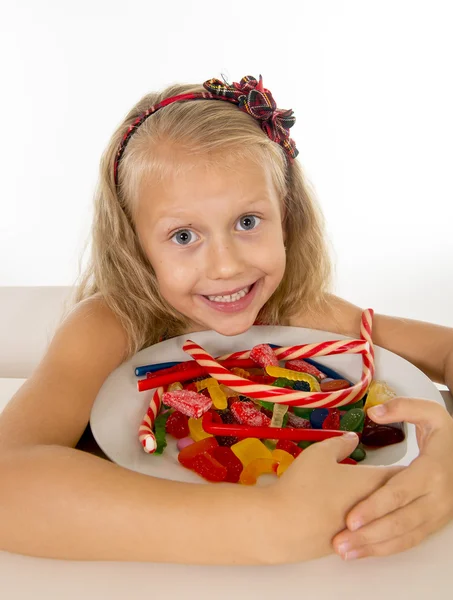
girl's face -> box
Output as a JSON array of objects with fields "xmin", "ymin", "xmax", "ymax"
[{"xmin": 135, "ymin": 156, "xmax": 286, "ymax": 336}]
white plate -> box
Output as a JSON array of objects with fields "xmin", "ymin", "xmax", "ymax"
[{"xmin": 90, "ymin": 326, "xmax": 446, "ymax": 484}]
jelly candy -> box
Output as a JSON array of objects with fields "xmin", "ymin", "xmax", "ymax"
[
  {"xmin": 271, "ymin": 449, "xmax": 295, "ymax": 476},
  {"xmin": 320, "ymin": 379, "xmax": 350, "ymax": 392},
  {"xmin": 310, "ymin": 408, "xmax": 329, "ymax": 429},
  {"xmin": 167, "ymin": 381, "xmax": 184, "ymax": 392},
  {"xmin": 292, "ymin": 407, "xmax": 313, "ymax": 420},
  {"xmin": 230, "ymin": 401, "xmax": 271, "ymax": 427},
  {"xmin": 322, "ymin": 409, "xmax": 341, "ymax": 430},
  {"xmin": 207, "ymin": 384, "xmax": 228, "ymax": 410},
  {"xmin": 276, "ymin": 439, "xmax": 302, "ymax": 458},
  {"xmin": 298, "ymin": 440, "xmax": 314, "ymax": 449},
  {"xmin": 165, "ymin": 410, "xmax": 190, "ymax": 439},
  {"xmin": 272, "ymin": 377, "xmax": 295, "ymax": 389},
  {"xmin": 361, "ymin": 416, "xmax": 405, "ymax": 447},
  {"xmin": 285, "ymin": 359, "xmax": 326, "ymax": 380},
  {"xmin": 211, "ymin": 446, "xmax": 243, "ymax": 483},
  {"xmin": 177, "ymin": 436, "xmax": 195, "ymax": 451},
  {"xmin": 350, "ymin": 444, "xmax": 366, "ymax": 462},
  {"xmin": 342, "ymin": 399, "xmax": 365, "ymax": 411},
  {"xmin": 340, "ymin": 408, "xmax": 365, "ymax": 433},
  {"xmin": 293, "ymin": 380, "xmax": 311, "ymax": 392},
  {"xmin": 154, "ymin": 412, "xmax": 170, "ymax": 455},
  {"xmin": 265, "ymin": 367, "xmax": 321, "ymax": 390},
  {"xmin": 286, "ymin": 411, "xmax": 312, "ymax": 429},
  {"xmin": 162, "ymin": 389, "xmax": 212, "ymax": 419},
  {"xmin": 231, "ymin": 367, "xmax": 251, "ymax": 378},
  {"xmin": 178, "ymin": 437, "xmax": 218, "ymax": 469},
  {"xmin": 250, "ymin": 344, "xmax": 279, "ymax": 367},
  {"xmin": 188, "ymin": 416, "xmax": 213, "ymax": 442},
  {"xmin": 191, "ymin": 452, "xmax": 228, "ymax": 482},
  {"xmin": 364, "ymin": 380, "xmax": 397, "ymax": 411},
  {"xmin": 231, "ymin": 438, "xmax": 273, "ymax": 467},
  {"xmin": 270, "ymin": 403, "xmax": 289, "ymax": 428},
  {"xmin": 239, "ymin": 458, "xmax": 278, "ymax": 485},
  {"xmin": 219, "ymin": 384, "xmax": 240, "ymax": 398}
]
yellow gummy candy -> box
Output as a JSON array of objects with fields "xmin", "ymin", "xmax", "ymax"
[
  {"xmin": 188, "ymin": 417, "xmax": 213, "ymax": 442},
  {"xmin": 239, "ymin": 458, "xmax": 278, "ymax": 485},
  {"xmin": 231, "ymin": 438, "xmax": 273, "ymax": 467},
  {"xmin": 167, "ymin": 381, "xmax": 183, "ymax": 392},
  {"xmin": 364, "ymin": 380, "xmax": 397, "ymax": 411},
  {"xmin": 196, "ymin": 378, "xmax": 217, "ymax": 391},
  {"xmin": 272, "ymin": 449, "xmax": 295, "ymax": 476},
  {"xmin": 208, "ymin": 385, "xmax": 228, "ymax": 410},
  {"xmin": 270, "ymin": 403, "xmax": 288, "ymax": 428},
  {"xmin": 265, "ymin": 366, "xmax": 321, "ymax": 390}
]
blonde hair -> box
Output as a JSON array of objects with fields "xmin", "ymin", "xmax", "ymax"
[{"xmin": 63, "ymin": 81, "xmax": 333, "ymax": 362}]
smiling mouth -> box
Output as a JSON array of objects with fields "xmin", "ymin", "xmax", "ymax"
[{"xmin": 202, "ymin": 283, "xmax": 255, "ymax": 303}]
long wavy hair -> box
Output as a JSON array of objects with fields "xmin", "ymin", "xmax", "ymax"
[{"xmin": 61, "ymin": 80, "xmax": 333, "ymax": 362}]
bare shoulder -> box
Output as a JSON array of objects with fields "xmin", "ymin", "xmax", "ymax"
[
  {"xmin": 288, "ymin": 293, "xmax": 364, "ymax": 337},
  {"xmin": 0, "ymin": 295, "xmax": 129, "ymax": 452}
]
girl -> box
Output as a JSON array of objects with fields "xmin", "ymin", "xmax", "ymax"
[{"xmin": 1, "ymin": 75, "xmax": 452, "ymax": 565}]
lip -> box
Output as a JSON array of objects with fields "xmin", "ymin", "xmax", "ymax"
[
  {"xmin": 200, "ymin": 283, "xmax": 256, "ymax": 297},
  {"xmin": 197, "ymin": 280, "xmax": 260, "ymax": 314}
]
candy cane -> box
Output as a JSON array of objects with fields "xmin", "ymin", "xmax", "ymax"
[
  {"xmin": 182, "ymin": 309, "xmax": 375, "ymax": 409},
  {"xmin": 138, "ymin": 386, "xmax": 163, "ymax": 453}
]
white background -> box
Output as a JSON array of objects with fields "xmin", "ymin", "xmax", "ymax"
[{"xmin": 1, "ymin": 0, "xmax": 452, "ymax": 326}]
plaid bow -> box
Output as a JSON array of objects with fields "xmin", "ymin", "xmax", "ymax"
[{"xmin": 203, "ymin": 75, "xmax": 299, "ymax": 159}]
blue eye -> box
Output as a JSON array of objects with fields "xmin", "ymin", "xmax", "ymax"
[
  {"xmin": 171, "ymin": 230, "xmax": 198, "ymax": 245},
  {"xmin": 236, "ymin": 215, "xmax": 261, "ymax": 231}
]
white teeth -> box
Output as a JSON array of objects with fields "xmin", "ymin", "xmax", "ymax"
[{"xmin": 207, "ymin": 286, "xmax": 251, "ymax": 303}]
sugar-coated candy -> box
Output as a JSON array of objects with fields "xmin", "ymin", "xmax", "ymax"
[
  {"xmin": 265, "ymin": 366, "xmax": 321, "ymax": 390},
  {"xmin": 188, "ymin": 416, "xmax": 213, "ymax": 442},
  {"xmin": 361, "ymin": 416, "xmax": 405, "ymax": 447},
  {"xmin": 165, "ymin": 410, "xmax": 190, "ymax": 439},
  {"xmin": 322, "ymin": 409, "xmax": 341, "ymax": 430},
  {"xmin": 271, "ymin": 449, "xmax": 295, "ymax": 476},
  {"xmin": 191, "ymin": 452, "xmax": 228, "ymax": 482},
  {"xmin": 320, "ymin": 379, "xmax": 350, "ymax": 392},
  {"xmin": 230, "ymin": 400, "xmax": 271, "ymax": 427},
  {"xmin": 162, "ymin": 389, "xmax": 212, "ymax": 419},
  {"xmin": 285, "ymin": 359, "xmax": 326, "ymax": 380},
  {"xmin": 276, "ymin": 439, "xmax": 302, "ymax": 458},
  {"xmin": 364, "ymin": 380, "xmax": 397, "ymax": 411},
  {"xmin": 250, "ymin": 344, "xmax": 279, "ymax": 367},
  {"xmin": 177, "ymin": 436, "xmax": 195, "ymax": 451},
  {"xmin": 310, "ymin": 408, "xmax": 329, "ymax": 429},
  {"xmin": 177, "ymin": 437, "xmax": 219, "ymax": 469},
  {"xmin": 340, "ymin": 408, "xmax": 365, "ymax": 433},
  {"xmin": 286, "ymin": 411, "xmax": 312, "ymax": 429},
  {"xmin": 212, "ymin": 446, "xmax": 243, "ymax": 483},
  {"xmin": 231, "ymin": 438, "xmax": 273, "ymax": 467},
  {"xmin": 239, "ymin": 458, "xmax": 278, "ymax": 485}
]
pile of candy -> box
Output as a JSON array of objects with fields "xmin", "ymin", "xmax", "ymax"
[{"xmin": 135, "ymin": 309, "xmax": 405, "ymax": 485}]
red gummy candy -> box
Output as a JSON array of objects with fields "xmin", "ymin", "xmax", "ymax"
[
  {"xmin": 191, "ymin": 452, "xmax": 228, "ymax": 482},
  {"xmin": 230, "ymin": 401, "xmax": 271, "ymax": 427},
  {"xmin": 285, "ymin": 359, "xmax": 326, "ymax": 380},
  {"xmin": 322, "ymin": 409, "xmax": 341, "ymax": 430},
  {"xmin": 247, "ymin": 374, "xmax": 277, "ymax": 385},
  {"xmin": 178, "ymin": 437, "xmax": 219, "ymax": 469},
  {"xmin": 250, "ymin": 344, "xmax": 279, "ymax": 367},
  {"xmin": 340, "ymin": 457, "xmax": 357, "ymax": 465},
  {"xmin": 320, "ymin": 379, "xmax": 350, "ymax": 392},
  {"xmin": 211, "ymin": 446, "xmax": 243, "ymax": 483},
  {"xmin": 162, "ymin": 389, "xmax": 212, "ymax": 419},
  {"xmin": 184, "ymin": 382, "xmax": 198, "ymax": 393},
  {"xmin": 276, "ymin": 439, "xmax": 302, "ymax": 458},
  {"xmin": 165, "ymin": 410, "xmax": 190, "ymax": 439}
]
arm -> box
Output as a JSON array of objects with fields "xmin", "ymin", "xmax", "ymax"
[
  {"xmin": 0, "ymin": 297, "xmax": 400, "ymax": 565},
  {"xmin": 290, "ymin": 294, "xmax": 453, "ymax": 389}
]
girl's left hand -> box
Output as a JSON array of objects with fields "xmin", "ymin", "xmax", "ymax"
[{"xmin": 332, "ymin": 396, "xmax": 453, "ymax": 560}]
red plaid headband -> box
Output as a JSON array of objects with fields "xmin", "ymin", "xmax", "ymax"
[{"xmin": 113, "ymin": 75, "xmax": 299, "ymax": 185}]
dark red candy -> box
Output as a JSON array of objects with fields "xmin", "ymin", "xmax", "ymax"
[
  {"xmin": 322, "ymin": 409, "xmax": 341, "ymax": 430},
  {"xmin": 165, "ymin": 410, "xmax": 190, "ymax": 439},
  {"xmin": 216, "ymin": 434, "xmax": 239, "ymax": 447},
  {"xmin": 361, "ymin": 416, "xmax": 405, "ymax": 447},
  {"xmin": 340, "ymin": 457, "xmax": 357, "ymax": 465},
  {"xmin": 178, "ymin": 437, "xmax": 219, "ymax": 469},
  {"xmin": 276, "ymin": 439, "xmax": 302, "ymax": 458},
  {"xmin": 250, "ymin": 344, "xmax": 279, "ymax": 367},
  {"xmin": 247, "ymin": 375, "xmax": 277, "ymax": 385},
  {"xmin": 211, "ymin": 446, "xmax": 243, "ymax": 483},
  {"xmin": 184, "ymin": 382, "xmax": 198, "ymax": 393},
  {"xmin": 320, "ymin": 379, "xmax": 351, "ymax": 392},
  {"xmin": 191, "ymin": 452, "xmax": 228, "ymax": 482}
]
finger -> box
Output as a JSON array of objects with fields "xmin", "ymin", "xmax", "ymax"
[
  {"xmin": 367, "ymin": 396, "xmax": 447, "ymax": 429},
  {"xmin": 305, "ymin": 432, "xmax": 359, "ymax": 463},
  {"xmin": 338, "ymin": 519, "xmax": 439, "ymax": 560},
  {"xmin": 344, "ymin": 459, "xmax": 429, "ymax": 530},
  {"xmin": 333, "ymin": 495, "xmax": 429, "ymax": 554}
]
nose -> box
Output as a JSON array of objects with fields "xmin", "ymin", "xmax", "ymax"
[{"xmin": 204, "ymin": 236, "xmax": 246, "ymax": 280}]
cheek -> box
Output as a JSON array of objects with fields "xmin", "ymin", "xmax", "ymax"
[{"xmin": 153, "ymin": 253, "xmax": 199, "ymax": 294}]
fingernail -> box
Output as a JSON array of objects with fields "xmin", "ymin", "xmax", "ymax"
[
  {"xmin": 349, "ymin": 519, "xmax": 363, "ymax": 531},
  {"xmin": 337, "ymin": 542, "xmax": 352, "ymax": 555},
  {"xmin": 345, "ymin": 550, "xmax": 360, "ymax": 560},
  {"xmin": 368, "ymin": 404, "xmax": 386, "ymax": 417},
  {"xmin": 343, "ymin": 432, "xmax": 358, "ymax": 439}
]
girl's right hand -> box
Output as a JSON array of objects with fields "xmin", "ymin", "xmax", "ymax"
[{"xmin": 264, "ymin": 432, "xmax": 404, "ymax": 564}]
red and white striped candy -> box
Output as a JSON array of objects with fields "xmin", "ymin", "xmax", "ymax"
[
  {"xmin": 182, "ymin": 309, "xmax": 375, "ymax": 409},
  {"xmin": 138, "ymin": 387, "xmax": 163, "ymax": 453}
]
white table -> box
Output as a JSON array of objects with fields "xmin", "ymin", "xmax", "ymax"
[{"xmin": 1, "ymin": 377, "xmax": 453, "ymax": 600}]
